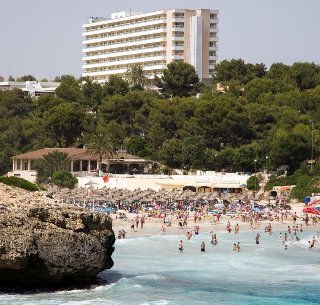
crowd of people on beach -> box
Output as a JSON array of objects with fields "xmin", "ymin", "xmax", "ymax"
[{"xmin": 114, "ymin": 202, "xmax": 319, "ymax": 254}]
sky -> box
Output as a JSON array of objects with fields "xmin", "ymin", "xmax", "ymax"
[{"xmin": 0, "ymin": 0, "xmax": 319, "ymax": 80}]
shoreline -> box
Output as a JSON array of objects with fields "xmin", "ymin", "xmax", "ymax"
[{"xmin": 112, "ymin": 205, "xmax": 320, "ymax": 239}]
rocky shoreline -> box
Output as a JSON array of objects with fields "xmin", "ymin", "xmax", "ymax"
[{"xmin": 0, "ymin": 183, "xmax": 115, "ymax": 290}]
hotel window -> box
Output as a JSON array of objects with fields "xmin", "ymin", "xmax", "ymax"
[{"xmin": 173, "ymin": 13, "xmax": 184, "ymax": 18}]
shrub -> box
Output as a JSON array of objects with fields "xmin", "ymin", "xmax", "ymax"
[
  {"xmin": 264, "ymin": 175, "xmax": 298, "ymax": 191},
  {"xmin": 247, "ymin": 176, "xmax": 259, "ymax": 191},
  {"xmin": 289, "ymin": 185, "xmax": 320, "ymax": 202},
  {"xmin": 0, "ymin": 176, "xmax": 40, "ymax": 191},
  {"xmin": 52, "ymin": 171, "xmax": 78, "ymax": 189}
]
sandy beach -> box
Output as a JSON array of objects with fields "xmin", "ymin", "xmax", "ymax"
[{"xmin": 111, "ymin": 202, "xmax": 320, "ymax": 238}]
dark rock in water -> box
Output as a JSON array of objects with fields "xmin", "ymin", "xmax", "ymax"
[{"xmin": 0, "ymin": 183, "xmax": 115, "ymax": 289}]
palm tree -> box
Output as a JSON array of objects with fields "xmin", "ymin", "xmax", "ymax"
[
  {"xmin": 125, "ymin": 65, "xmax": 148, "ymax": 90},
  {"xmin": 86, "ymin": 132, "xmax": 114, "ymax": 173},
  {"xmin": 35, "ymin": 151, "xmax": 70, "ymax": 183}
]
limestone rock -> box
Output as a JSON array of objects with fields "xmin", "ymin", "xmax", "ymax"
[{"xmin": 0, "ymin": 183, "xmax": 115, "ymax": 287}]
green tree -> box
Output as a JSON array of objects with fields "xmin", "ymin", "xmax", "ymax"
[
  {"xmin": 52, "ymin": 170, "xmax": 78, "ymax": 189},
  {"xmin": 85, "ymin": 121, "xmax": 124, "ymax": 172},
  {"xmin": 85, "ymin": 131, "xmax": 115, "ymax": 172},
  {"xmin": 291, "ymin": 62, "xmax": 320, "ymax": 91},
  {"xmin": 212, "ymin": 59, "xmax": 266, "ymax": 84},
  {"xmin": 267, "ymin": 63, "xmax": 292, "ymax": 80},
  {"xmin": 55, "ymin": 75, "xmax": 81, "ymax": 102},
  {"xmin": 125, "ymin": 135, "xmax": 149, "ymax": 157},
  {"xmin": 98, "ymin": 91, "xmax": 156, "ymax": 134},
  {"xmin": 159, "ymin": 138, "xmax": 183, "ymax": 168},
  {"xmin": 268, "ymin": 124, "xmax": 311, "ymax": 173},
  {"xmin": 7, "ymin": 75, "xmax": 15, "ymax": 81},
  {"xmin": 35, "ymin": 151, "xmax": 71, "ymax": 183},
  {"xmin": 43, "ymin": 102, "xmax": 86, "ymax": 147},
  {"xmin": 155, "ymin": 61, "xmax": 201, "ymax": 97},
  {"xmin": 247, "ymin": 176, "xmax": 259, "ymax": 191},
  {"xmin": 16, "ymin": 75, "xmax": 37, "ymax": 82},
  {"xmin": 81, "ymin": 78, "xmax": 104, "ymax": 113},
  {"xmin": 54, "ymin": 75, "xmax": 73, "ymax": 82},
  {"xmin": 103, "ymin": 75, "xmax": 129, "ymax": 96},
  {"xmin": 125, "ymin": 65, "xmax": 148, "ymax": 90},
  {"xmin": 245, "ymin": 77, "xmax": 296, "ymax": 103}
]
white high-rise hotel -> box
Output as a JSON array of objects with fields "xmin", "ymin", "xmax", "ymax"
[{"xmin": 82, "ymin": 9, "xmax": 218, "ymax": 83}]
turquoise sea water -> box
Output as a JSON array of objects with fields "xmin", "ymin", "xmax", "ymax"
[{"xmin": 1, "ymin": 230, "xmax": 320, "ymax": 305}]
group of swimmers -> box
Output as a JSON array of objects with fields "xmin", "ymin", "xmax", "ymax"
[
  {"xmin": 177, "ymin": 222, "xmax": 319, "ymax": 253},
  {"xmin": 225, "ymin": 221, "xmax": 240, "ymax": 234},
  {"xmin": 233, "ymin": 242, "xmax": 241, "ymax": 252},
  {"xmin": 178, "ymin": 240, "xmax": 206, "ymax": 253},
  {"xmin": 279, "ymin": 228, "xmax": 319, "ymax": 249}
]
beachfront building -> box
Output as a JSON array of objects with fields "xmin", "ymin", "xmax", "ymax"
[
  {"xmin": 8, "ymin": 148, "xmax": 152, "ymax": 183},
  {"xmin": 76, "ymin": 172, "xmax": 250, "ymax": 192},
  {"xmin": 0, "ymin": 81, "xmax": 60, "ymax": 98},
  {"xmin": 82, "ymin": 8, "xmax": 219, "ymax": 83}
]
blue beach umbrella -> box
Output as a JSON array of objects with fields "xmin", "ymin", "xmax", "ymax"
[
  {"xmin": 304, "ymin": 196, "xmax": 311, "ymax": 204},
  {"xmin": 252, "ymin": 207, "xmax": 262, "ymax": 212}
]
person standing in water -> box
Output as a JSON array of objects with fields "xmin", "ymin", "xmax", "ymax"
[
  {"xmin": 255, "ymin": 233, "xmax": 260, "ymax": 245},
  {"xmin": 159, "ymin": 225, "xmax": 166, "ymax": 235},
  {"xmin": 179, "ymin": 240, "xmax": 184, "ymax": 252},
  {"xmin": 235, "ymin": 223, "xmax": 240, "ymax": 234},
  {"xmin": 236, "ymin": 242, "xmax": 241, "ymax": 252},
  {"xmin": 201, "ymin": 242, "xmax": 206, "ymax": 252}
]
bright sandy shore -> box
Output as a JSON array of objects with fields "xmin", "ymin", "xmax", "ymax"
[{"xmin": 111, "ymin": 202, "xmax": 320, "ymax": 238}]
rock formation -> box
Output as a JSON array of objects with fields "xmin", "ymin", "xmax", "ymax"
[{"xmin": 0, "ymin": 183, "xmax": 115, "ymax": 288}]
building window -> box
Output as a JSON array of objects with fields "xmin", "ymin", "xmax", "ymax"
[
  {"xmin": 210, "ymin": 14, "xmax": 217, "ymax": 19},
  {"xmin": 173, "ymin": 13, "xmax": 184, "ymax": 18},
  {"xmin": 73, "ymin": 160, "xmax": 80, "ymax": 172},
  {"xmin": 90, "ymin": 160, "xmax": 97, "ymax": 171}
]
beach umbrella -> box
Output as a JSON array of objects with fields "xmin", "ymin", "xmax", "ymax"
[
  {"xmin": 84, "ymin": 179, "xmax": 98, "ymax": 187},
  {"xmin": 214, "ymin": 203, "xmax": 224, "ymax": 208}
]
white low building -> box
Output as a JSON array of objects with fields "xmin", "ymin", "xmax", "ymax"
[
  {"xmin": 78, "ymin": 172, "xmax": 250, "ymax": 192},
  {"xmin": 0, "ymin": 81, "xmax": 60, "ymax": 98}
]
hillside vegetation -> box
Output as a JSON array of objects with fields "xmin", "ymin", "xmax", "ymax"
[{"xmin": 1, "ymin": 60, "xmax": 320, "ymax": 178}]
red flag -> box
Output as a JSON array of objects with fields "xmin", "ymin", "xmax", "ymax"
[{"xmin": 103, "ymin": 175, "xmax": 109, "ymax": 183}]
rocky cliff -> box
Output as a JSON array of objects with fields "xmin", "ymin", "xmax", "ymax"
[{"xmin": 0, "ymin": 183, "xmax": 115, "ymax": 288}]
